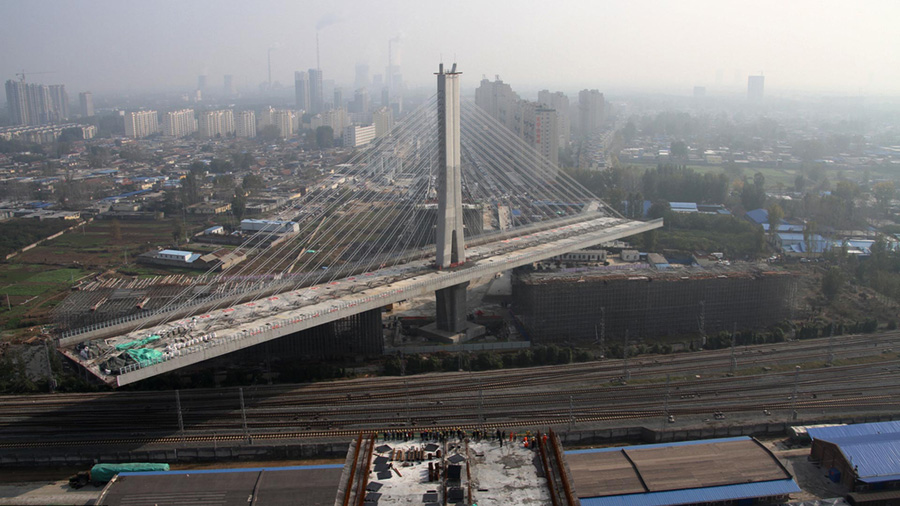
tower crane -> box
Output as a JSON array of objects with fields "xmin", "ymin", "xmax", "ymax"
[{"xmin": 15, "ymin": 70, "xmax": 56, "ymax": 82}]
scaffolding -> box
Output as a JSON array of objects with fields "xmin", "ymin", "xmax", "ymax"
[{"xmin": 513, "ymin": 264, "xmax": 797, "ymax": 343}]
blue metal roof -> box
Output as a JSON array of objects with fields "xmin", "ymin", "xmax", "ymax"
[
  {"xmin": 745, "ymin": 208, "xmax": 768, "ymax": 224},
  {"xmin": 580, "ymin": 479, "xmax": 800, "ymax": 506},
  {"xmin": 809, "ymin": 421, "xmax": 900, "ymax": 483}
]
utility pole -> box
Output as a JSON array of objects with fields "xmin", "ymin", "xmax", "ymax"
[
  {"xmin": 623, "ymin": 330, "xmax": 630, "ymax": 381},
  {"xmin": 791, "ymin": 366, "xmax": 801, "ymax": 421},
  {"xmin": 569, "ymin": 395, "xmax": 575, "ymax": 432},
  {"xmin": 663, "ymin": 374, "xmax": 671, "ymax": 423},
  {"xmin": 698, "ymin": 301, "xmax": 706, "ymax": 348},
  {"xmin": 239, "ymin": 387, "xmax": 249, "ymax": 442},
  {"xmin": 44, "ymin": 341, "xmax": 57, "ymax": 393},
  {"xmin": 405, "ymin": 379, "xmax": 412, "ymax": 427},
  {"xmin": 730, "ymin": 324, "xmax": 737, "ymax": 376},
  {"xmin": 175, "ymin": 390, "xmax": 185, "ymax": 438},
  {"xmin": 827, "ymin": 327, "xmax": 835, "ymax": 366}
]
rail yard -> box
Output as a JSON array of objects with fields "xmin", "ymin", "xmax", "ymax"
[{"xmin": 2, "ymin": 332, "xmax": 898, "ymax": 456}]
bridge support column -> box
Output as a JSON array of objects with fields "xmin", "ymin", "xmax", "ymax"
[{"xmin": 436, "ymin": 282, "xmax": 469, "ymax": 333}]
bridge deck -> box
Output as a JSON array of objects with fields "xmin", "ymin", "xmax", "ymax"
[{"xmin": 62, "ymin": 217, "xmax": 662, "ymax": 386}]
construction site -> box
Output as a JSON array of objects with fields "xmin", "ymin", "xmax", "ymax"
[{"xmin": 512, "ymin": 262, "xmax": 798, "ymax": 343}]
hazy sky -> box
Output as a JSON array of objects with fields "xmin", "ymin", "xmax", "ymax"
[{"xmin": 2, "ymin": 0, "xmax": 899, "ymax": 97}]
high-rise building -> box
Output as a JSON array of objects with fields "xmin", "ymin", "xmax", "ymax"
[
  {"xmin": 124, "ymin": 110, "xmax": 159, "ymax": 138},
  {"xmin": 748, "ymin": 75, "xmax": 765, "ymax": 102},
  {"xmin": 272, "ymin": 109, "xmax": 294, "ymax": 138},
  {"xmin": 198, "ymin": 109, "xmax": 235, "ymax": 138},
  {"xmin": 538, "ymin": 90, "xmax": 571, "ymax": 147},
  {"xmin": 79, "ymin": 92, "xmax": 94, "ymax": 117},
  {"xmin": 223, "ymin": 75, "xmax": 235, "ymax": 96},
  {"xmin": 235, "ymin": 110, "xmax": 256, "ymax": 138},
  {"xmin": 373, "ymin": 106, "xmax": 393, "ymax": 138},
  {"xmin": 308, "ymin": 68, "xmax": 324, "ymax": 114},
  {"xmin": 354, "ymin": 64, "xmax": 369, "ymax": 90},
  {"xmin": 294, "ymin": 72, "xmax": 309, "ymax": 110},
  {"xmin": 578, "ymin": 89, "xmax": 605, "ymax": 138},
  {"xmin": 5, "ymin": 80, "xmax": 69, "ymax": 125},
  {"xmin": 475, "ymin": 77, "xmax": 558, "ymax": 169},
  {"xmin": 333, "ymin": 87, "xmax": 343, "ymax": 110},
  {"xmin": 162, "ymin": 109, "xmax": 197, "ymax": 138},
  {"xmin": 48, "ymin": 85, "xmax": 69, "ymax": 122},
  {"xmin": 197, "ymin": 75, "xmax": 207, "ymax": 93},
  {"xmin": 351, "ymin": 88, "xmax": 370, "ymax": 115}
]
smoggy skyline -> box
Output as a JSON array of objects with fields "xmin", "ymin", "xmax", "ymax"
[{"xmin": 2, "ymin": 0, "xmax": 899, "ymax": 97}]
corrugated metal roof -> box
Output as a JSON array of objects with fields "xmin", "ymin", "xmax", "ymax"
[
  {"xmin": 579, "ymin": 478, "xmax": 800, "ymax": 506},
  {"xmin": 567, "ymin": 436, "xmax": 752, "ymax": 455},
  {"xmin": 809, "ymin": 421, "xmax": 900, "ymax": 482}
]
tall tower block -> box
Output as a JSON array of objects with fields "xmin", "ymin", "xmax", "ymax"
[{"xmin": 436, "ymin": 63, "xmax": 465, "ymax": 269}]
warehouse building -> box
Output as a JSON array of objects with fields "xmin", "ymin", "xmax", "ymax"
[{"xmin": 809, "ymin": 421, "xmax": 900, "ymax": 496}]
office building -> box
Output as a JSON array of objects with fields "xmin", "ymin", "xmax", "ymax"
[
  {"xmin": 197, "ymin": 75, "xmax": 207, "ymax": 93},
  {"xmin": 198, "ymin": 109, "xmax": 235, "ymax": 138},
  {"xmin": 124, "ymin": 110, "xmax": 159, "ymax": 139},
  {"xmin": 308, "ymin": 68, "xmax": 324, "ymax": 114},
  {"xmin": 350, "ymin": 88, "xmax": 370, "ymax": 115},
  {"xmin": 162, "ymin": 109, "xmax": 197, "ymax": 138},
  {"xmin": 235, "ymin": 110, "xmax": 256, "ymax": 138},
  {"xmin": 373, "ymin": 106, "xmax": 393, "ymax": 138},
  {"xmin": 578, "ymin": 89, "xmax": 604, "ymax": 138},
  {"xmin": 294, "ymin": 72, "xmax": 309, "ymax": 110},
  {"xmin": 79, "ymin": 92, "xmax": 94, "ymax": 117},
  {"xmin": 333, "ymin": 87, "xmax": 343, "ymax": 110},
  {"xmin": 748, "ymin": 75, "xmax": 765, "ymax": 102},
  {"xmin": 343, "ymin": 124, "xmax": 376, "ymax": 148}
]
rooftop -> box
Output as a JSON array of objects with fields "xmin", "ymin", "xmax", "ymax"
[{"xmin": 809, "ymin": 421, "xmax": 900, "ymax": 483}]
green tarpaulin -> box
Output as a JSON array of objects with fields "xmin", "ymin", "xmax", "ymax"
[
  {"xmin": 90, "ymin": 463, "xmax": 170, "ymax": 482},
  {"xmin": 126, "ymin": 348, "xmax": 164, "ymax": 366},
  {"xmin": 115, "ymin": 335, "xmax": 161, "ymax": 351}
]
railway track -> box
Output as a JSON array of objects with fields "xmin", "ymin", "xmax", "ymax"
[{"xmin": 1, "ymin": 333, "xmax": 898, "ymax": 451}]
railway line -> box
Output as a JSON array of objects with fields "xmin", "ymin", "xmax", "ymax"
[{"xmin": 1, "ymin": 332, "xmax": 898, "ymax": 452}]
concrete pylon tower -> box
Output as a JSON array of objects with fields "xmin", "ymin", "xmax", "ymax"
[
  {"xmin": 429, "ymin": 63, "xmax": 481, "ymax": 339},
  {"xmin": 436, "ymin": 62, "xmax": 465, "ymax": 269}
]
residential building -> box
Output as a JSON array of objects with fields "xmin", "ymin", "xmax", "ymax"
[
  {"xmin": 223, "ymin": 75, "xmax": 235, "ymax": 96},
  {"xmin": 373, "ymin": 106, "xmax": 393, "ymax": 138},
  {"xmin": 79, "ymin": 92, "xmax": 94, "ymax": 117},
  {"xmin": 578, "ymin": 89, "xmax": 604, "ymax": 138},
  {"xmin": 124, "ymin": 110, "xmax": 159, "ymax": 138},
  {"xmin": 294, "ymin": 71, "xmax": 309, "ymax": 110},
  {"xmin": 235, "ymin": 110, "xmax": 256, "ymax": 138},
  {"xmin": 343, "ymin": 124, "xmax": 376, "ymax": 147},
  {"xmin": 162, "ymin": 109, "xmax": 197, "ymax": 138},
  {"xmin": 308, "ymin": 68, "xmax": 324, "ymax": 114},
  {"xmin": 272, "ymin": 109, "xmax": 294, "ymax": 138},
  {"xmin": 5, "ymin": 80, "xmax": 69, "ymax": 125},
  {"xmin": 538, "ymin": 90, "xmax": 570, "ymax": 147},
  {"xmin": 198, "ymin": 109, "xmax": 235, "ymax": 138}
]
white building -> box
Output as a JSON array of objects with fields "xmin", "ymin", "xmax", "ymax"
[
  {"xmin": 198, "ymin": 109, "xmax": 235, "ymax": 138},
  {"xmin": 158, "ymin": 249, "xmax": 193, "ymax": 262},
  {"xmin": 343, "ymin": 124, "xmax": 377, "ymax": 148},
  {"xmin": 538, "ymin": 90, "xmax": 570, "ymax": 147},
  {"xmin": 124, "ymin": 110, "xmax": 159, "ymax": 139},
  {"xmin": 162, "ymin": 109, "xmax": 197, "ymax": 138},
  {"xmin": 373, "ymin": 106, "xmax": 394, "ymax": 138},
  {"xmin": 235, "ymin": 110, "xmax": 256, "ymax": 138},
  {"xmin": 272, "ymin": 109, "xmax": 294, "ymax": 138}
]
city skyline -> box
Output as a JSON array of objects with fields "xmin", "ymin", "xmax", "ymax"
[{"xmin": 1, "ymin": 0, "xmax": 899, "ymax": 98}]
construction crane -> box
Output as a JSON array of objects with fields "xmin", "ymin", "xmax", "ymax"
[{"xmin": 15, "ymin": 70, "xmax": 56, "ymax": 82}]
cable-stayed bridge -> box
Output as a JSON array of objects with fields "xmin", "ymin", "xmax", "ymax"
[{"xmin": 60, "ymin": 65, "xmax": 661, "ymax": 386}]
